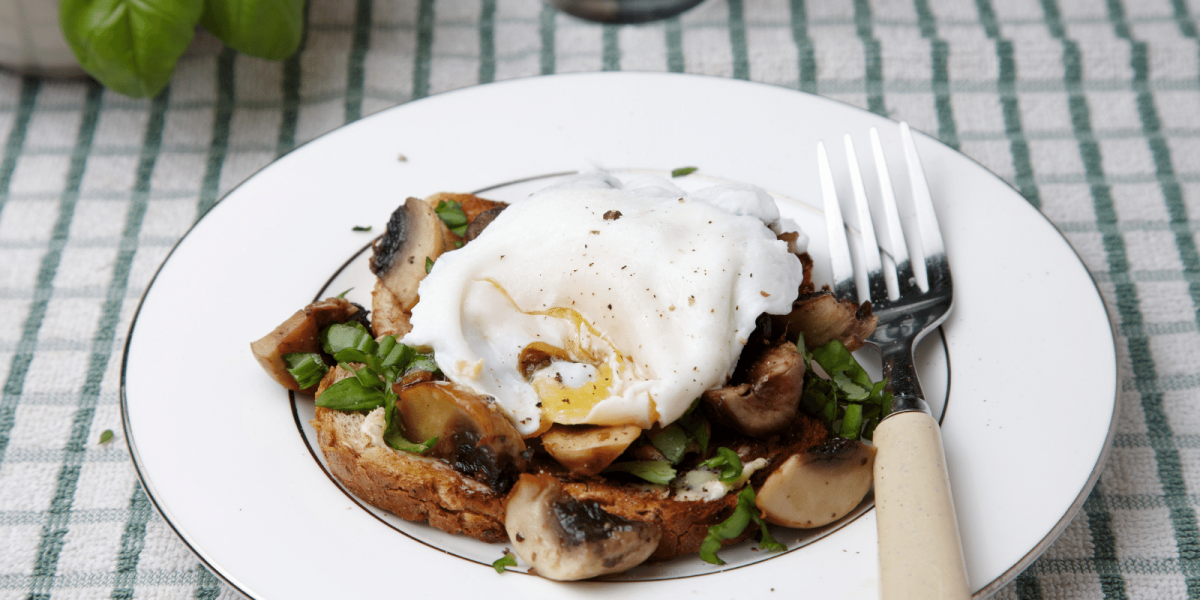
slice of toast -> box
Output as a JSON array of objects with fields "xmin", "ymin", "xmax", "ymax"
[{"xmin": 312, "ymin": 403, "xmax": 827, "ymax": 561}]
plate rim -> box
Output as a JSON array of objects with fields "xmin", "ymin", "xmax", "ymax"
[{"xmin": 118, "ymin": 71, "xmax": 1121, "ymax": 599}]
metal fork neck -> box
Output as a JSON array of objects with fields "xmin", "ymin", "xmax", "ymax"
[{"xmin": 878, "ymin": 341, "xmax": 932, "ymax": 417}]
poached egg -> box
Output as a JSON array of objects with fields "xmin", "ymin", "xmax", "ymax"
[{"xmin": 403, "ymin": 173, "xmax": 804, "ymax": 436}]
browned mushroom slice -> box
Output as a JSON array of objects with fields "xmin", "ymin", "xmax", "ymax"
[
  {"xmin": 396, "ymin": 381, "xmax": 527, "ymax": 493},
  {"xmin": 779, "ymin": 290, "xmax": 877, "ymax": 351},
  {"xmin": 755, "ymin": 437, "xmax": 876, "ymax": 528},
  {"xmin": 540, "ymin": 424, "xmax": 642, "ymax": 476},
  {"xmin": 250, "ymin": 297, "xmax": 363, "ymax": 392},
  {"xmin": 702, "ymin": 341, "xmax": 805, "ymax": 437},
  {"xmin": 370, "ymin": 197, "xmax": 449, "ymax": 312},
  {"xmin": 463, "ymin": 206, "xmax": 505, "ymax": 243},
  {"xmin": 506, "ymin": 473, "xmax": 660, "ymax": 580}
]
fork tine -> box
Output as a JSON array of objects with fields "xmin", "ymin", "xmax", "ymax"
[
  {"xmin": 900, "ymin": 122, "xmax": 951, "ymax": 292},
  {"xmin": 869, "ymin": 127, "xmax": 917, "ymax": 300},
  {"xmin": 843, "ymin": 134, "xmax": 888, "ymax": 305},
  {"xmin": 817, "ymin": 141, "xmax": 856, "ymax": 301}
]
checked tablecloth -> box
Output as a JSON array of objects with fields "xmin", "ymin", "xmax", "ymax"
[{"xmin": 1, "ymin": 0, "xmax": 1199, "ymax": 598}]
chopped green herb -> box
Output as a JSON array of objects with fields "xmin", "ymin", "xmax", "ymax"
[
  {"xmin": 336, "ymin": 288, "xmax": 352, "ymax": 299},
  {"xmin": 315, "ymin": 377, "xmax": 387, "ymax": 411},
  {"xmin": 699, "ymin": 447, "xmax": 743, "ymax": 483},
  {"xmin": 99, "ymin": 429, "xmax": 114, "ymax": 444},
  {"xmin": 651, "ymin": 424, "xmax": 691, "ymax": 464},
  {"xmin": 604, "ymin": 460, "xmax": 677, "ymax": 485},
  {"xmin": 406, "ymin": 353, "xmax": 441, "ymax": 376},
  {"xmin": 493, "ymin": 550, "xmax": 518, "ymax": 573},
  {"xmin": 671, "ymin": 166, "xmax": 698, "ymax": 178},
  {"xmin": 352, "ymin": 225, "xmax": 372, "ymax": 231},
  {"xmin": 425, "ymin": 256, "xmax": 434, "ymax": 274},
  {"xmin": 322, "ymin": 322, "xmax": 376, "ymax": 357},
  {"xmin": 283, "ymin": 352, "xmax": 328, "ymax": 389},
  {"xmin": 678, "ymin": 398, "xmax": 711, "ymax": 454},
  {"xmin": 699, "ymin": 486, "xmax": 785, "ymax": 565},
  {"xmin": 799, "ymin": 339, "xmax": 893, "ymax": 441},
  {"xmin": 434, "ymin": 200, "xmax": 469, "ymax": 236}
]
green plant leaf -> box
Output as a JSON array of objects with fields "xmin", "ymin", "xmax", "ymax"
[
  {"xmin": 492, "ymin": 550, "xmax": 517, "ymax": 573},
  {"xmin": 200, "ymin": 0, "xmax": 305, "ymax": 60},
  {"xmin": 699, "ymin": 447, "xmax": 743, "ymax": 483},
  {"xmin": 603, "ymin": 460, "xmax": 676, "ymax": 485},
  {"xmin": 60, "ymin": 0, "xmax": 205, "ymax": 98},
  {"xmin": 651, "ymin": 424, "xmax": 691, "ymax": 464},
  {"xmin": 315, "ymin": 377, "xmax": 386, "ymax": 411}
]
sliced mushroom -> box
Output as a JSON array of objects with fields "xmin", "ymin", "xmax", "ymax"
[
  {"xmin": 463, "ymin": 206, "xmax": 505, "ymax": 242},
  {"xmin": 250, "ymin": 297, "xmax": 363, "ymax": 392},
  {"xmin": 396, "ymin": 381, "xmax": 527, "ymax": 493},
  {"xmin": 755, "ymin": 437, "xmax": 877, "ymax": 528},
  {"xmin": 370, "ymin": 197, "xmax": 448, "ymax": 312},
  {"xmin": 702, "ymin": 341, "xmax": 804, "ymax": 437},
  {"xmin": 778, "ymin": 290, "xmax": 877, "ymax": 351},
  {"xmin": 505, "ymin": 473, "xmax": 660, "ymax": 580},
  {"xmin": 540, "ymin": 424, "xmax": 642, "ymax": 476}
]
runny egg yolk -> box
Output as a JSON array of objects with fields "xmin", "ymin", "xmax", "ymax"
[{"xmin": 512, "ymin": 305, "xmax": 658, "ymax": 427}]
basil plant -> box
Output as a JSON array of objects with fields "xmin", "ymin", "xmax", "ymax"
[{"xmin": 60, "ymin": 0, "xmax": 306, "ymax": 98}]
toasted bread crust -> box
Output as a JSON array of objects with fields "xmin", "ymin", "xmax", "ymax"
[
  {"xmin": 313, "ymin": 406, "xmax": 509, "ymax": 543},
  {"xmin": 313, "ymin": 406, "xmax": 826, "ymax": 561}
]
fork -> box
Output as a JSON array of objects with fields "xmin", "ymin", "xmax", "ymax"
[{"xmin": 817, "ymin": 123, "xmax": 970, "ymax": 600}]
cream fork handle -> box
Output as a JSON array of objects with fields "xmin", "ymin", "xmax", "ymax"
[{"xmin": 873, "ymin": 411, "xmax": 971, "ymax": 600}]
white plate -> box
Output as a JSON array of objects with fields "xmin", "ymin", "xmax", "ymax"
[{"xmin": 121, "ymin": 72, "xmax": 1118, "ymax": 599}]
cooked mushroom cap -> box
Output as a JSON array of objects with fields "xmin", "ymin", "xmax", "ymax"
[
  {"xmin": 506, "ymin": 473, "xmax": 660, "ymax": 580},
  {"xmin": 702, "ymin": 341, "xmax": 805, "ymax": 437},
  {"xmin": 250, "ymin": 297, "xmax": 362, "ymax": 392},
  {"xmin": 779, "ymin": 290, "xmax": 877, "ymax": 351},
  {"xmin": 370, "ymin": 197, "xmax": 449, "ymax": 312},
  {"xmin": 755, "ymin": 437, "xmax": 876, "ymax": 528},
  {"xmin": 463, "ymin": 207, "xmax": 505, "ymax": 242},
  {"xmin": 540, "ymin": 424, "xmax": 642, "ymax": 476},
  {"xmin": 396, "ymin": 381, "xmax": 527, "ymax": 493}
]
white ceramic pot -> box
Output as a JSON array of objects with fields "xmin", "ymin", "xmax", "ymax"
[{"xmin": 0, "ymin": 0, "xmax": 85, "ymax": 76}]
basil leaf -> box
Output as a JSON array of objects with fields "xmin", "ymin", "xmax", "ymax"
[
  {"xmin": 493, "ymin": 550, "xmax": 518, "ymax": 573},
  {"xmin": 199, "ymin": 0, "xmax": 304, "ymax": 60},
  {"xmin": 839, "ymin": 403, "xmax": 863, "ymax": 440},
  {"xmin": 802, "ymin": 339, "xmax": 894, "ymax": 440},
  {"xmin": 283, "ymin": 352, "xmax": 328, "ymax": 389},
  {"xmin": 434, "ymin": 200, "xmax": 468, "ymax": 235},
  {"xmin": 651, "ymin": 424, "xmax": 690, "ymax": 464},
  {"xmin": 385, "ymin": 430, "xmax": 437, "ymax": 454},
  {"xmin": 678, "ymin": 398, "xmax": 710, "ymax": 454},
  {"xmin": 407, "ymin": 353, "xmax": 441, "ymax": 376},
  {"xmin": 378, "ymin": 337, "xmax": 415, "ymax": 370},
  {"xmin": 315, "ymin": 377, "xmax": 386, "ymax": 411},
  {"xmin": 700, "ymin": 447, "xmax": 743, "ymax": 483},
  {"xmin": 699, "ymin": 486, "xmax": 785, "ymax": 565},
  {"xmin": 343, "ymin": 363, "xmax": 386, "ymax": 391},
  {"xmin": 60, "ymin": 0, "xmax": 205, "ymax": 98},
  {"xmin": 322, "ymin": 322, "xmax": 375, "ymax": 356},
  {"xmin": 603, "ymin": 461, "xmax": 676, "ymax": 485},
  {"xmin": 699, "ymin": 486, "xmax": 755, "ymax": 565}
]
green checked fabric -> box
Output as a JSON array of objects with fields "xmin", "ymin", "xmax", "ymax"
[{"xmin": 1, "ymin": 0, "xmax": 1199, "ymax": 597}]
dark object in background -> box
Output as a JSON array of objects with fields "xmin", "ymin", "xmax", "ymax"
[{"xmin": 546, "ymin": 0, "xmax": 706, "ymax": 23}]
